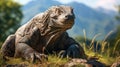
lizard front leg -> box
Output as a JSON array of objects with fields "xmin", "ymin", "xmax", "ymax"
[
  {"xmin": 1, "ymin": 34, "xmax": 15, "ymax": 57},
  {"xmin": 14, "ymin": 27, "xmax": 47, "ymax": 62}
]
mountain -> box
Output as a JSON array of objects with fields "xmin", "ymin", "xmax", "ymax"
[
  {"xmin": 21, "ymin": 0, "xmax": 118, "ymax": 40},
  {"xmin": 21, "ymin": 0, "xmax": 61, "ymax": 25},
  {"xmin": 95, "ymin": 7, "xmax": 117, "ymax": 17}
]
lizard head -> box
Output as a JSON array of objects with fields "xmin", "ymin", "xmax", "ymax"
[{"xmin": 47, "ymin": 5, "xmax": 75, "ymax": 30}]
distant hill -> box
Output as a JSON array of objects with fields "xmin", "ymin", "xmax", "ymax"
[
  {"xmin": 96, "ymin": 7, "xmax": 117, "ymax": 17},
  {"xmin": 21, "ymin": 0, "xmax": 118, "ymax": 40}
]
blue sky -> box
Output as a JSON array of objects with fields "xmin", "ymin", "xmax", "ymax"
[{"xmin": 14, "ymin": 0, "xmax": 120, "ymax": 11}]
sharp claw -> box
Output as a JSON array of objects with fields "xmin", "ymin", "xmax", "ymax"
[
  {"xmin": 36, "ymin": 55, "xmax": 41, "ymax": 62},
  {"xmin": 31, "ymin": 53, "xmax": 36, "ymax": 63},
  {"xmin": 67, "ymin": 51, "xmax": 71, "ymax": 58},
  {"xmin": 26, "ymin": 52, "xmax": 48, "ymax": 63},
  {"xmin": 58, "ymin": 50, "xmax": 66, "ymax": 58}
]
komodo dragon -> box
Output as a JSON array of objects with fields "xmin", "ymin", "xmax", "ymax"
[{"xmin": 1, "ymin": 5, "xmax": 86, "ymax": 62}]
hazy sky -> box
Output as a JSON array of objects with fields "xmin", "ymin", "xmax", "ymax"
[{"xmin": 14, "ymin": 0, "xmax": 120, "ymax": 11}]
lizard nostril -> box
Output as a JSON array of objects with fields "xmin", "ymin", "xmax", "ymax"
[{"xmin": 65, "ymin": 15, "xmax": 68, "ymax": 19}]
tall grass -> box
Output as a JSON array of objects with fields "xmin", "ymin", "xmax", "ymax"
[
  {"xmin": 80, "ymin": 29, "xmax": 119, "ymax": 66},
  {"xmin": 82, "ymin": 29, "xmax": 119, "ymax": 56},
  {"xmin": 89, "ymin": 33, "xmax": 101, "ymax": 51},
  {"xmin": 112, "ymin": 39, "xmax": 120, "ymax": 55}
]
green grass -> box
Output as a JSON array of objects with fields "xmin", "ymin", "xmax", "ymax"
[
  {"xmin": 0, "ymin": 30, "xmax": 120, "ymax": 66},
  {"xmin": 0, "ymin": 50, "xmax": 117, "ymax": 67},
  {"xmin": 0, "ymin": 54, "xmax": 69, "ymax": 67},
  {"xmin": 48, "ymin": 55, "xmax": 68, "ymax": 64},
  {"xmin": 85, "ymin": 48, "xmax": 116, "ymax": 66},
  {"xmin": 0, "ymin": 44, "xmax": 119, "ymax": 67},
  {"xmin": 0, "ymin": 54, "xmax": 6, "ymax": 66},
  {"xmin": 80, "ymin": 30, "xmax": 120, "ymax": 66}
]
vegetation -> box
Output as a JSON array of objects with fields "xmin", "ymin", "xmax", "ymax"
[
  {"xmin": 0, "ymin": 0, "xmax": 23, "ymax": 47},
  {"xmin": 75, "ymin": 30, "xmax": 120, "ymax": 66},
  {"xmin": 0, "ymin": 54, "xmax": 69, "ymax": 67},
  {"xmin": 0, "ymin": 0, "xmax": 120, "ymax": 67},
  {"xmin": 0, "ymin": 0, "xmax": 23, "ymax": 66},
  {"xmin": 0, "ymin": 29, "xmax": 119, "ymax": 67},
  {"xmin": 107, "ymin": 5, "xmax": 120, "ymax": 57}
]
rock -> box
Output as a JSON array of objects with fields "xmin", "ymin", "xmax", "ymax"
[
  {"xmin": 111, "ymin": 62, "xmax": 120, "ymax": 67},
  {"xmin": 64, "ymin": 58, "xmax": 105, "ymax": 67}
]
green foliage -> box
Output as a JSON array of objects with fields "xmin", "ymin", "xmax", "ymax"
[
  {"xmin": 0, "ymin": 0, "xmax": 23, "ymax": 45},
  {"xmin": 107, "ymin": 6, "xmax": 120, "ymax": 57},
  {"xmin": 0, "ymin": 54, "xmax": 6, "ymax": 67},
  {"xmin": 75, "ymin": 36, "xmax": 86, "ymax": 43},
  {"xmin": 75, "ymin": 31, "xmax": 119, "ymax": 66},
  {"xmin": 108, "ymin": 26, "xmax": 120, "ymax": 56}
]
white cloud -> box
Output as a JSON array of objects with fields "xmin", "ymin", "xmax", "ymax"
[{"xmin": 95, "ymin": 0, "xmax": 118, "ymax": 10}]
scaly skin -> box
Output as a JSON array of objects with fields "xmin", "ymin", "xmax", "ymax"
[{"xmin": 1, "ymin": 5, "xmax": 86, "ymax": 62}]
